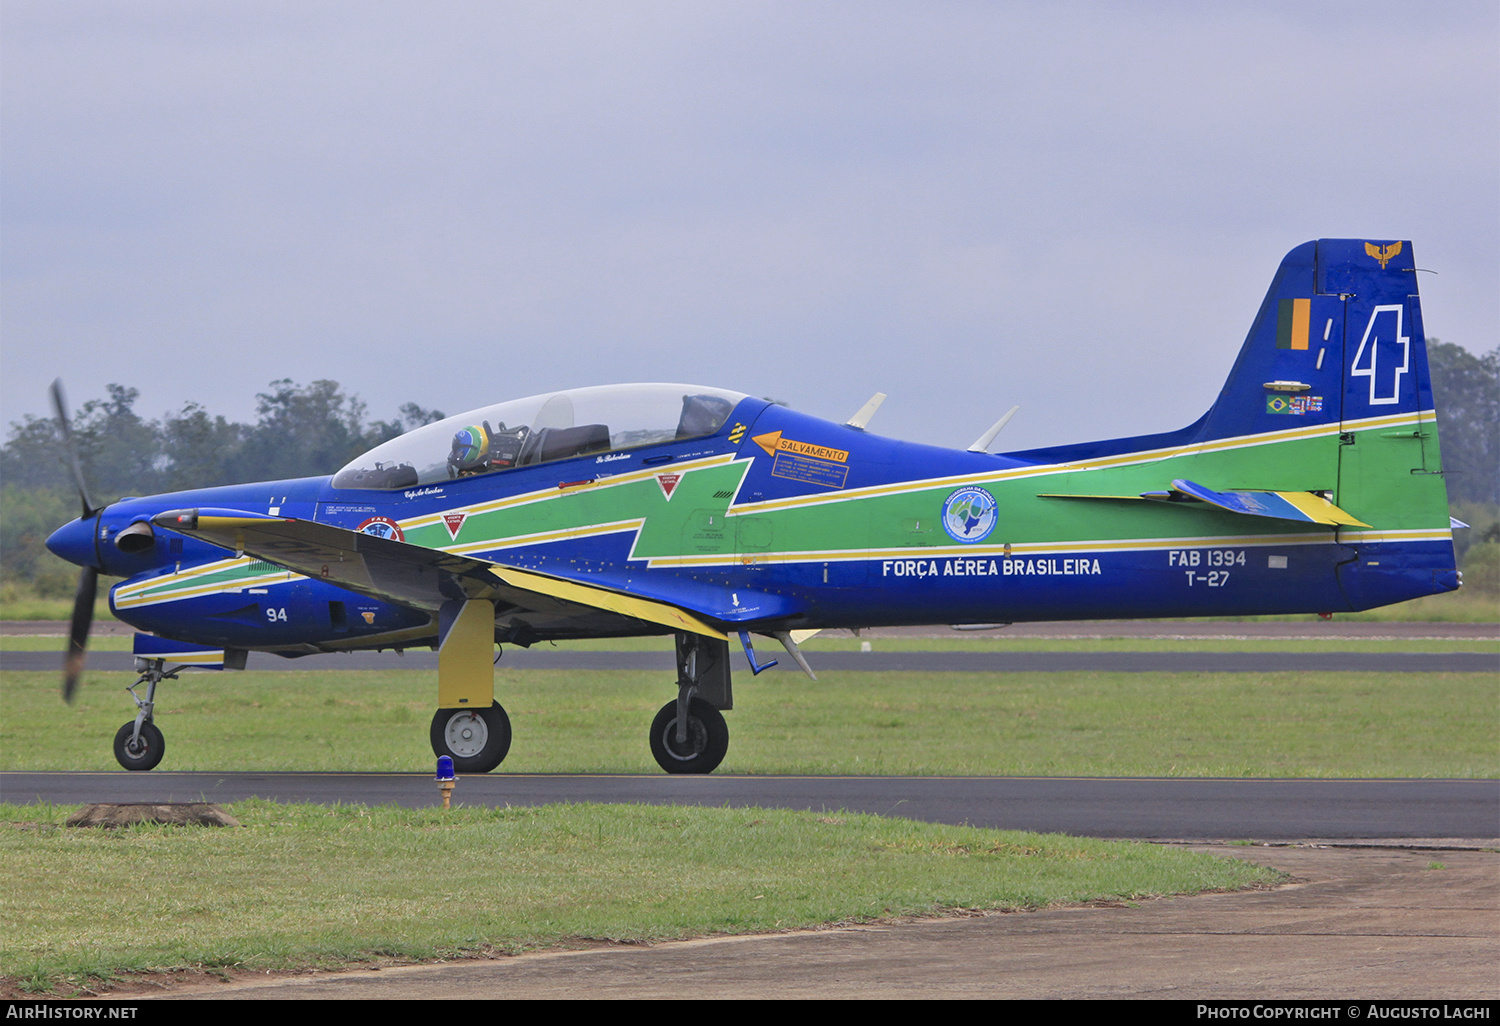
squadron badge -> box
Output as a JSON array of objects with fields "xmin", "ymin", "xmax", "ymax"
[
  {"xmin": 354, "ymin": 516, "xmax": 404, "ymax": 542},
  {"xmin": 941, "ymin": 486, "xmax": 998, "ymax": 543}
]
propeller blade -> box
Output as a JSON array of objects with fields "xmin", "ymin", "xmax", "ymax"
[
  {"xmin": 49, "ymin": 379, "xmax": 98, "ymax": 519},
  {"xmin": 63, "ymin": 565, "xmax": 98, "ymax": 704}
]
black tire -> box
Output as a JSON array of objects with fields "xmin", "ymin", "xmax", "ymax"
[
  {"xmin": 113, "ymin": 721, "xmax": 165, "ymax": 771},
  {"xmin": 649, "ymin": 697, "xmax": 729, "ymax": 774},
  {"xmin": 430, "ymin": 701, "xmax": 511, "ymax": 773}
]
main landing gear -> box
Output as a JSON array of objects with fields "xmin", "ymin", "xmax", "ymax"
[
  {"xmin": 430, "ymin": 702, "xmax": 512, "ymax": 773},
  {"xmin": 112, "ymin": 658, "xmax": 180, "ymax": 771},
  {"xmin": 423, "ymin": 624, "xmax": 740, "ymax": 776},
  {"xmin": 649, "ymin": 632, "xmax": 734, "ymax": 774}
]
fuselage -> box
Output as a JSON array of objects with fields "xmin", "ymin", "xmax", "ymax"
[{"xmin": 47, "ymin": 390, "xmax": 1458, "ymax": 657}]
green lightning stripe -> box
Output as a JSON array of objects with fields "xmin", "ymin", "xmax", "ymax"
[
  {"xmin": 398, "ymin": 452, "xmax": 740, "ymax": 532},
  {"xmin": 723, "ymin": 410, "xmax": 1431, "ymax": 517},
  {"xmin": 444, "ymin": 519, "xmax": 647, "ymax": 557},
  {"xmin": 114, "ymin": 562, "xmax": 295, "ymax": 609}
]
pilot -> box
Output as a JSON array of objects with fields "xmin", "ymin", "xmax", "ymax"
[
  {"xmin": 447, "ymin": 422, "xmax": 492, "ymax": 477},
  {"xmin": 447, "ymin": 421, "xmax": 530, "ymax": 477}
]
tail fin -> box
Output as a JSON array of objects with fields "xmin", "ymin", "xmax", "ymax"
[
  {"xmin": 1008, "ymin": 239, "xmax": 1457, "ymax": 608},
  {"xmin": 1011, "ymin": 239, "xmax": 1438, "ymax": 478},
  {"xmin": 1198, "ymin": 239, "xmax": 1431, "ymax": 448},
  {"xmin": 1203, "ymin": 239, "xmax": 1455, "ymax": 605}
]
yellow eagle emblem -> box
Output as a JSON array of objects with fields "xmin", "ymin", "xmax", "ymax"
[{"xmin": 1364, "ymin": 241, "xmax": 1403, "ymax": 269}]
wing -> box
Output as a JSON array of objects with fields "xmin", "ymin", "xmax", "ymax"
[{"xmin": 152, "ymin": 507, "xmax": 726, "ymax": 640}]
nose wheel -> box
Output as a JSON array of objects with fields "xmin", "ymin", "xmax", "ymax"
[
  {"xmin": 649, "ymin": 696, "xmax": 729, "ymax": 774},
  {"xmin": 113, "ymin": 721, "xmax": 165, "ymax": 771},
  {"xmin": 430, "ymin": 701, "xmax": 512, "ymax": 773}
]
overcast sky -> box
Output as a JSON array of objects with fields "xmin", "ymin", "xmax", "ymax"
[{"xmin": 3, "ymin": 1, "xmax": 1496, "ymax": 457}]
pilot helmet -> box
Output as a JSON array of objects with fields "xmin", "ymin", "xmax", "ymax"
[{"xmin": 448, "ymin": 423, "xmax": 491, "ymax": 472}]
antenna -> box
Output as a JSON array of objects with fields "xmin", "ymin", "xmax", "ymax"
[
  {"xmin": 845, "ymin": 392, "xmax": 886, "ymax": 430},
  {"xmin": 967, "ymin": 405, "xmax": 1020, "ymax": 453}
]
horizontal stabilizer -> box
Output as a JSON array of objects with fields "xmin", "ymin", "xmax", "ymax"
[
  {"xmin": 1165, "ymin": 479, "xmax": 1369, "ymax": 527},
  {"xmin": 1039, "ymin": 481, "xmax": 1367, "ymax": 527}
]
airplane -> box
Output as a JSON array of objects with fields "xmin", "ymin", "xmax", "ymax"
[{"xmin": 43, "ymin": 238, "xmax": 1460, "ymax": 774}]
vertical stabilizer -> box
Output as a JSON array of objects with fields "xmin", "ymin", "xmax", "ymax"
[
  {"xmin": 1004, "ymin": 238, "xmax": 1457, "ymax": 609},
  {"xmin": 1202, "ymin": 238, "xmax": 1452, "ymax": 605}
]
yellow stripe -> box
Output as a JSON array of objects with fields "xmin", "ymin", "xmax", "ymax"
[
  {"xmin": 1274, "ymin": 491, "xmax": 1368, "ymax": 527},
  {"xmin": 491, "ymin": 566, "xmax": 725, "ymax": 640},
  {"xmin": 150, "ymin": 651, "xmax": 226, "ymax": 665},
  {"xmin": 643, "ymin": 530, "xmax": 1341, "ymax": 569},
  {"xmin": 196, "ymin": 515, "xmax": 274, "ymax": 530},
  {"xmin": 1339, "ymin": 527, "xmax": 1453, "ymax": 544},
  {"xmin": 113, "ymin": 554, "xmax": 268, "ymax": 596},
  {"xmin": 114, "ymin": 571, "xmax": 296, "ymax": 608}
]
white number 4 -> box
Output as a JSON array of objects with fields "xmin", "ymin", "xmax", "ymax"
[{"xmin": 1350, "ymin": 304, "xmax": 1409, "ymax": 406}]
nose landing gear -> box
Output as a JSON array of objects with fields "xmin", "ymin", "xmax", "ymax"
[{"xmin": 112, "ymin": 658, "xmax": 180, "ymax": 771}]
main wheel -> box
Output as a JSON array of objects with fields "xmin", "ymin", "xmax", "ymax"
[
  {"xmin": 649, "ymin": 697, "xmax": 729, "ymax": 774},
  {"xmin": 113, "ymin": 721, "xmax": 165, "ymax": 771},
  {"xmin": 430, "ymin": 701, "xmax": 511, "ymax": 773}
]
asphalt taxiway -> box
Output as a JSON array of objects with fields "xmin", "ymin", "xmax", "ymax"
[{"xmin": 4, "ymin": 772, "xmax": 1497, "ymax": 841}]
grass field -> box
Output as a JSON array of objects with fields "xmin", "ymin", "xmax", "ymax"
[
  {"xmin": 4, "ymin": 666, "xmax": 1495, "ymax": 776},
  {"xmin": 4, "ymin": 618, "xmax": 1494, "ymax": 996},
  {"xmin": 5, "ymin": 659, "xmax": 1494, "ymax": 997},
  {"xmin": 0, "ymin": 799, "xmax": 1282, "ymax": 995}
]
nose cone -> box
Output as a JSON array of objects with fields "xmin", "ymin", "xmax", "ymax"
[{"xmin": 46, "ymin": 515, "xmax": 99, "ymax": 569}]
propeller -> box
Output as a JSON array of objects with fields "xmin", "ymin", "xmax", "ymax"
[
  {"xmin": 49, "ymin": 380, "xmax": 98, "ymax": 520},
  {"xmin": 63, "ymin": 565, "xmax": 97, "ymax": 703},
  {"xmin": 50, "ymin": 380, "xmax": 100, "ymax": 704}
]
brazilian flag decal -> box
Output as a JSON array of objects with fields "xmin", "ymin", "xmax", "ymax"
[
  {"xmin": 1266, "ymin": 394, "xmax": 1323, "ymax": 416},
  {"xmin": 1276, "ymin": 298, "xmax": 1311, "ymax": 350}
]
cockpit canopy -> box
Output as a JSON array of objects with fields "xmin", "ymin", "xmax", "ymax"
[{"xmin": 332, "ymin": 383, "xmax": 749, "ymax": 490}]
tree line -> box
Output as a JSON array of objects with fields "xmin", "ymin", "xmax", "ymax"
[
  {"xmin": 1, "ymin": 378, "xmax": 444, "ymax": 496},
  {"xmin": 1426, "ymin": 340, "xmax": 1499, "ymax": 508},
  {"xmin": 1, "ymin": 379, "xmax": 443, "ymax": 593}
]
